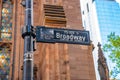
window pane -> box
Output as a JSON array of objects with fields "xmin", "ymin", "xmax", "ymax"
[
  {"xmin": 0, "ymin": 46, "xmax": 11, "ymax": 79},
  {"xmin": 0, "ymin": 0, "xmax": 13, "ymax": 41},
  {"xmin": 0, "ymin": 0, "xmax": 13, "ymax": 79}
]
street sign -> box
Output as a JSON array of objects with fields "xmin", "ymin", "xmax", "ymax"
[{"xmin": 36, "ymin": 26, "xmax": 90, "ymax": 45}]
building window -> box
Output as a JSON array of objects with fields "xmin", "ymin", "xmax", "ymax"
[
  {"xmin": 92, "ymin": 0, "xmax": 95, "ymax": 2},
  {"xmin": 83, "ymin": 20, "xmax": 86, "ymax": 28},
  {"xmin": 0, "ymin": 0, "xmax": 13, "ymax": 79},
  {"xmin": 82, "ymin": 11, "xmax": 84, "ymax": 15},
  {"xmin": 87, "ymin": 3, "xmax": 89, "ymax": 12},
  {"xmin": 0, "ymin": 46, "xmax": 11, "ymax": 79},
  {"xmin": 0, "ymin": 0, "xmax": 13, "ymax": 41}
]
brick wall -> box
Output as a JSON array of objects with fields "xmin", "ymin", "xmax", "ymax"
[{"xmin": 8, "ymin": 0, "xmax": 96, "ymax": 80}]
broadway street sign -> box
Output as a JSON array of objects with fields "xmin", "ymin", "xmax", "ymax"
[{"xmin": 36, "ymin": 26, "xmax": 90, "ymax": 45}]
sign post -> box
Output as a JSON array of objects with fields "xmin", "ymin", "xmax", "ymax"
[{"xmin": 22, "ymin": 0, "xmax": 36, "ymax": 80}]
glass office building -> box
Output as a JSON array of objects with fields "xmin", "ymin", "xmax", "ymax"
[
  {"xmin": 94, "ymin": 0, "xmax": 120, "ymax": 79},
  {"xmin": 95, "ymin": 0, "xmax": 120, "ymax": 45},
  {"xmin": 80, "ymin": 0, "xmax": 120, "ymax": 79}
]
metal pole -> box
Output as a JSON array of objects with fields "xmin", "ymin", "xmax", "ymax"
[{"xmin": 22, "ymin": 0, "xmax": 36, "ymax": 80}]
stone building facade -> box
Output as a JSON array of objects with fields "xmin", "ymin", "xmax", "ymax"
[
  {"xmin": 98, "ymin": 43, "xmax": 109, "ymax": 80},
  {"xmin": 0, "ymin": 0, "xmax": 96, "ymax": 80}
]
